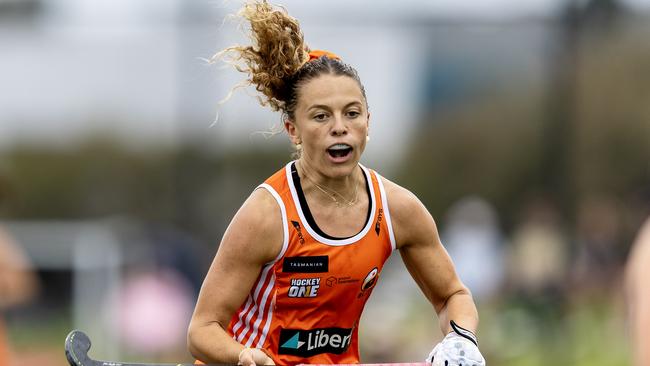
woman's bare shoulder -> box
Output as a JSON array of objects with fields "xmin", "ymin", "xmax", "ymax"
[{"xmin": 220, "ymin": 186, "xmax": 285, "ymax": 265}]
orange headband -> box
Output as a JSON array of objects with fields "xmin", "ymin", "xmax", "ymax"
[{"xmin": 307, "ymin": 49, "xmax": 341, "ymax": 62}]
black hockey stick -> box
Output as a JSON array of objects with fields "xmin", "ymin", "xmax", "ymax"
[
  {"xmin": 64, "ymin": 329, "xmax": 427, "ymax": 366},
  {"xmin": 64, "ymin": 330, "xmax": 223, "ymax": 366}
]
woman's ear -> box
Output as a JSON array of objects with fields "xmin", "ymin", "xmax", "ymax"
[
  {"xmin": 366, "ymin": 111, "xmax": 371, "ymax": 134},
  {"xmin": 284, "ymin": 119, "xmax": 301, "ymax": 145}
]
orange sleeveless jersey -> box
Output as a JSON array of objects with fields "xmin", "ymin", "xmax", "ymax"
[{"xmin": 226, "ymin": 162, "xmax": 397, "ymax": 366}]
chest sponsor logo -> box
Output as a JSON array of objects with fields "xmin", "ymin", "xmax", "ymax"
[
  {"xmin": 288, "ymin": 277, "xmax": 320, "ymax": 298},
  {"xmin": 357, "ymin": 267, "xmax": 379, "ymax": 298},
  {"xmin": 279, "ymin": 327, "xmax": 353, "ymax": 357},
  {"xmin": 283, "ymin": 256, "xmax": 329, "ymax": 273},
  {"xmin": 326, "ymin": 276, "xmax": 360, "ymax": 287}
]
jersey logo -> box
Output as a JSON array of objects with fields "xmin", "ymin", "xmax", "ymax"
[
  {"xmin": 279, "ymin": 328, "xmax": 353, "ymax": 357},
  {"xmin": 357, "ymin": 267, "xmax": 379, "ymax": 298},
  {"xmin": 288, "ymin": 277, "xmax": 320, "ymax": 298},
  {"xmin": 291, "ymin": 220, "xmax": 305, "ymax": 244},
  {"xmin": 326, "ymin": 276, "xmax": 360, "ymax": 287},
  {"xmin": 283, "ymin": 256, "xmax": 329, "ymax": 273},
  {"xmin": 375, "ymin": 208, "xmax": 383, "ymax": 235}
]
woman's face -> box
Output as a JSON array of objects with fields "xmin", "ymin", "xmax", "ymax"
[{"xmin": 286, "ymin": 73, "xmax": 369, "ymax": 178}]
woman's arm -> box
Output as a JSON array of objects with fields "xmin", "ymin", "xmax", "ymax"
[
  {"xmin": 383, "ymin": 178, "xmax": 478, "ymax": 335},
  {"xmin": 187, "ymin": 188, "xmax": 283, "ymax": 365}
]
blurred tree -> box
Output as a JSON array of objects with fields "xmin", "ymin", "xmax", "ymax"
[
  {"xmin": 0, "ymin": 0, "xmax": 42, "ymax": 20},
  {"xmin": 541, "ymin": 0, "xmax": 625, "ymax": 223},
  {"xmin": 1, "ymin": 133, "xmax": 290, "ymax": 250},
  {"xmin": 399, "ymin": 0, "xmax": 649, "ymax": 235}
]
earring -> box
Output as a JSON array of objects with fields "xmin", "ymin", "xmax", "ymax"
[
  {"xmin": 296, "ymin": 143, "xmax": 302, "ymax": 150},
  {"xmin": 366, "ymin": 135, "xmax": 370, "ymax": 143}
]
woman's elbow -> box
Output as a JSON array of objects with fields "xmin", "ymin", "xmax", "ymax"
[{"xmin": 187, "ymin": 319, "xmax": 203, "ymax": 359}]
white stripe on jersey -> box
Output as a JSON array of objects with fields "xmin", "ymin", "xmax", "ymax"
[
  {"xmin": 375, "ymin": 172, "xmax": 397, "ymax": 251},
  {"xmin": 245, "ymin": 273, "xmax": 276, "ymax": 347},
  {"xmin": 255, "ymin": 290, "xmax": 276, "ymax": 348},
  {"xmin": 231, "ymin": 295, "xmax": 253, "ymax": 336},
  {"xmin": 236, "ymin": 263, "xmax": 273, "ymax": 342}
]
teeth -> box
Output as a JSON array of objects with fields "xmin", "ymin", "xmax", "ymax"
[{"xmin": 328, "ymin": 144, "xmax": 351, "ymax": 150}]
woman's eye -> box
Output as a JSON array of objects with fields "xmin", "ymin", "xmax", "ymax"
[{"xmin": 314, "ymin": 113, "xmax": 328, "ymax": 121}]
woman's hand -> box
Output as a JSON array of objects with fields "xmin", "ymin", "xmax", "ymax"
[
  {"xmin": 238, "ymin": 347, "xmax": 275, "ymax": 366},
  {"xmin": 426, "ymin": 321, "xmax": 485, "ymax": 366}
]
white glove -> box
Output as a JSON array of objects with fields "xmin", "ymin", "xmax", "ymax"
[{"xmin": 426, "ymin": 321, "xmax": 485, "ymax": 366}]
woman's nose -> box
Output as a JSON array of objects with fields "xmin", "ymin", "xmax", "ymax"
[{"xmin": 330, "ymin": 115, "xmax": 347, "ymax": 136}]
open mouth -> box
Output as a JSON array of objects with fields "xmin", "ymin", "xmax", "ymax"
[{"xmin": 327, "ymin": 143, "xmax": 353, "ymax": 159}]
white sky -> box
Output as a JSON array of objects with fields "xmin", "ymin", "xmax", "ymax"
[
  {"xmin": 47, "ymin": 0, "xmax": 650, "ymax": 23},
  {"xmin": 1, "ymin": 0, "xmax": 649, "ymax": 168}
]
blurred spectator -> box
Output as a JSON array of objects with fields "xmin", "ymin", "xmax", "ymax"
[
  {"xmin": 508, "ymin": 198, "xmax": 569, "ymax": 297},
  {"xmin": 443, "ymin": 196, "xmax": 506, "ymax": 303},
  {"xmin": 0, "ymin": 226, "xmax": 39, "ymax": 366},
  {"xmin": 505, "ymin": 197, "xmax": 570, "ymax": 364},
  {"xmin": 625, "ymin": 217, "xmax": 650, "ymax": 366},
  {"xmin": 110, "ymin": 266, "xmax": 194, "ymax": 361},
  {"xmin": 142, "ymin": 225, "xmax": 207, "ymax": 296},
  {"xmin": 573, "ymin": 196, "xmax": 625, "ymax": 294}
]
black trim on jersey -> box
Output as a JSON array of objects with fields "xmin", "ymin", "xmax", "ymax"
[{"xmin": 290, "ymin": 162, "xmax": 371, "ymax": 240}]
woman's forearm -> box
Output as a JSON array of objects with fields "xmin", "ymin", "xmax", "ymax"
[
  {"xmin": 436, "ymin": 289, "xmax": 479, "ymax": 334},
  {"xmin": 187, "ymin": 320, "xmax": 244, "ymax": 363}
]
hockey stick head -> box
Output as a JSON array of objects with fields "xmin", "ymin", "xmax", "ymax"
[{"xmin": 65, "ymin": 330, "xmax": 94, "ymax": 366}]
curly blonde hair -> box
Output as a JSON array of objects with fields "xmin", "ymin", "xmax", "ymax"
[{"xmin": 214, "ymin": 0, "xmax": 367, "ymax": 121}]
